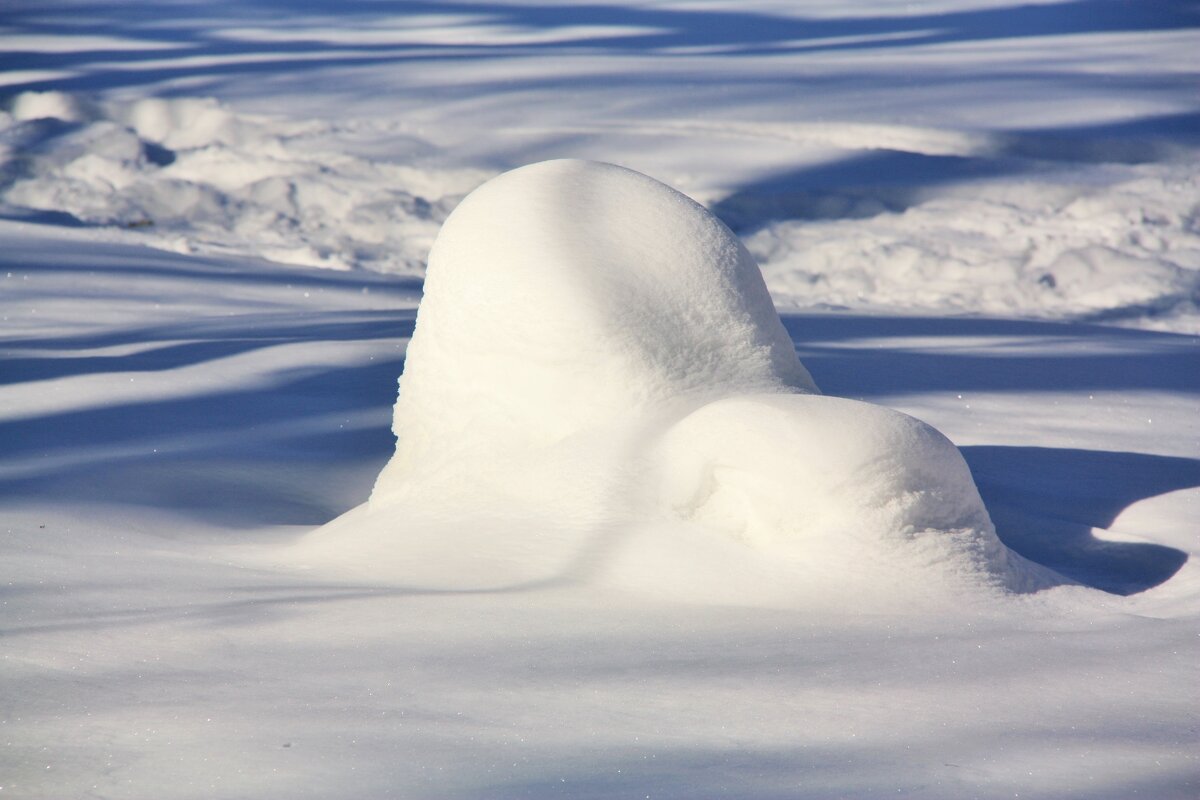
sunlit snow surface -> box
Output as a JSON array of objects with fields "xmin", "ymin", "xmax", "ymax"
[
  {"xmin": 2, "ymin": 1, "xmax": 1199, "ymax": 798},
  {"xmin": 300, "ymin": 160, "xmax": 1053, "ymax": 607}
]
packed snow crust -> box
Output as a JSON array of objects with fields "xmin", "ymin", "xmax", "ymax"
[{"xmin": 300, "ymin": 160, "xmax": 1045, "ymax": 604}]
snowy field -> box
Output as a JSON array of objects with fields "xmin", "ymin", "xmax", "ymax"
[{"xmin": 2, "ymin": 1, "xmax": 1199, "ymax": 798}]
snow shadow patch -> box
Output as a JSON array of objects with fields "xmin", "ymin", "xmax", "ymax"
[
  {"xmin": 711, "ymin": 150, "xmax": 1018, "ymax": 231},
  {"xmin": 0, "ymin": 234, "xmax": 424, "ymax": 528},
  {"xmin": 0, "ymin": 355, "xmax": 406, "ymax": 526},
  {"xmin": 2, "ymin": 0, "xmax": 1195, "ymax": 96},
  {"xmin": 963, "ymin": 446, "xmax": 1193, "ymax": 595},
  {"xmin": 0, "ymin": 303, "xmax": 411, "ymax": 527},
  {"xmin": 782, "ymin": 314, "xmax": 1200, "ymax": 396},
  {"xmin": 712, "ymin": 109, "xmax": 1200, "ymax": 233},
  {"xmin": 0, "ymin": 205, "xmax": 88, "ymax": 227}
]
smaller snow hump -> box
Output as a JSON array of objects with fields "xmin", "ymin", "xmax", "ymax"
[{"xmin": 301, "ymin": 159, "xmax": 1053, "ymax": 606}]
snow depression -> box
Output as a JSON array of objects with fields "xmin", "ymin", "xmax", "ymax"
[{"xmin": 296, "ymin": 159, "xmax": 1051, "ymax": 607}]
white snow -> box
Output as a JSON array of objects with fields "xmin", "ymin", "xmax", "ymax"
[
  {"xmin": 5, "ymin": 87, "xmax": 1196, "ymax": 330},
  {"xmin": 371, "ymin": 160, "xmax": 813, "ymax": 485},
  {"xmin": 1, "ymin": 92, "xmax": 485, "ymax": 272},
  {"xmin": 302, "ymin": 160, "xmax": 1043, "ymax": 608},
  {"xmin": 2, "ymin": 1, "xmax": 1199, "ymax": 798},
  {"xmin": 750, "ymin": 165, "xmax": 1200, "ymax": 332}
]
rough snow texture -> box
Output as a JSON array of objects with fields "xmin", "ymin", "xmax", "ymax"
[
  {"xmin": 0, "ymin": 91, "xmax": 483, "ymax": 272},
  {"xmin": 749, "ymin": 168, "xmax": 1200, "ymax": 332},
  {"xmin": 2, "ymin": 89, "xmax": 1197, "ymax": 332},
  {"xmin": 339, "ymin": 160, "xmax": 1038, "ymax": 601}
]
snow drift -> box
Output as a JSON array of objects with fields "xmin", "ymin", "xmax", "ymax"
[
  {"xmin": 298, "ymin": 160, "xmax": 1046, "ymax": 604},
  {"xmin": 0, "ymin": 91, "xmax": 479, "ymax": 272}
]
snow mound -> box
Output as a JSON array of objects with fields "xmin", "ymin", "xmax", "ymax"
[
  {"xmin": 658, "ymin": 395, "xmax": 997, "ymax": 552},
  {"xmin": 296, "ymin": 160, "xmax": 1048, "ymax": 605},
  {"xmin": 9, "ymin": 90, "xmax": 98, "ymax": 124},
  {"xmin": 369, "ymin": 159, "xmax": 817, "ymax": 506},
  {"xmin": 631, "ymin": 393, "xmax": 1035, "ymax": 606}
]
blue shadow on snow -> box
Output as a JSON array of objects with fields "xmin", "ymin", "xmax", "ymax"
[
  {"xmin": 781, "ymin": 312, "xmax": 1197, "ymax": 595},
  {"xmin": 963, "ymin": 446, "xmax": 1195, "ymax": 595},
  {"xmin": 1, "ymin": 0, "xmax": 1196, "ymax": 96}
]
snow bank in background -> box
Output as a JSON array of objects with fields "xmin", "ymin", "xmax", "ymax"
[
  {"xmin": 299, "ymin": 160, "xmax": 1046, "ymax": 605},
  {"xmin": 371, "ymin": 159, "xmax": 815, "ymax": 498},
  {"xmin": 4, "ymin": 92, "xmax": 1198, "ymax": 332},
  {"xmin": 749, "ymin": 166, "xmax": 1200, "ymax": 332},
  {"xmin": 0, "ymin": 91, "xmax": 483, "ymax": 272}
]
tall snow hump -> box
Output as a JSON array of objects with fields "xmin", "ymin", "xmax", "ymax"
[
  {"xmin": 334, "ymin": 159, "xmax": 1046, "ymax": 600},
  {"xmin": 375, "ymin": 159, "xmax": 816, "ymax": 496}
]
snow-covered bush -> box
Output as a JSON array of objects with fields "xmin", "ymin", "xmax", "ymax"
[{"xmin": 303, "ymin": 160, "xmax": 1048, "ymax": 604}]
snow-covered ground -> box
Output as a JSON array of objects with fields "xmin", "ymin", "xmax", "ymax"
[{"xmin": 2, "ymin": 1, "xmax": 1198, "ymax": 798}]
